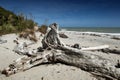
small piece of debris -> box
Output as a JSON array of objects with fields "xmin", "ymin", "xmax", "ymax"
[
  {"xmin": 71, "ymin": 68, "xmax": 76, "ymax": 71},
  {"xmin": 41, "ymin": 77, "xmax": 44, "ymax": 80},
  {"xmin": 56, "ymin": 71, "xmax": 60, "ymax": 73},
  {"xmin": 59, "ymin": 33, "xmax": 68, "ymax": 38}
]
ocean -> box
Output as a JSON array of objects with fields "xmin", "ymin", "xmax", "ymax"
[{"xmin": 60, "ymin": 27, "xmax": 120, "ymax": 33}]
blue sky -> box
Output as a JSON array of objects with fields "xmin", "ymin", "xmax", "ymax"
[{"xmin": 0, "ymin": 0, "xmax": 120, "ymax": 27}]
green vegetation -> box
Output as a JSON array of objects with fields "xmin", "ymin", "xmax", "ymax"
[{"xmin": 0, "ymin": 6, "xmax": 37, "ymax": 35}]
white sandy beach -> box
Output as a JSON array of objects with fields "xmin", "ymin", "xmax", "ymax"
[{"xmin": 0, "ymin": 31, "xmax": 120, "ymax": 80}]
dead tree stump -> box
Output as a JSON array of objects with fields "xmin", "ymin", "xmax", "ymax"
[{"xmin": 42, "ymin": 23, "xmax": 63, "ymax": 49}]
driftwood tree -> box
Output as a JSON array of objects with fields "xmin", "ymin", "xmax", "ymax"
[{"xmin": 2, "ymin": 23, "xmax": 120, "ymax": 80}]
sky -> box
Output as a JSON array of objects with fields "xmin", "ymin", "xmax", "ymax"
[{"xmin": 0, "ymin": 0, "xmax": 120, "ymax": 27}]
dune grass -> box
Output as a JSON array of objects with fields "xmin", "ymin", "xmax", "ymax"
[{"xmin": 0, "ymin": 6, "xmax": 37, "ymax": 35}]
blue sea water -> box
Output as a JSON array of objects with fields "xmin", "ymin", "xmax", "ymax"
[{"xmin": 60, "ymin": 27, "xmax": 120, "ymax": 33}]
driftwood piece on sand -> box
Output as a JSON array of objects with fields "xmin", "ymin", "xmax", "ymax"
[
  {"xmin": 81, "ymin": 45, "xmax": 109, "ymax": 51},
  {"xmin": 111, "ymin": 36, "xmax": 120, "ymax": 40},
  {"xmin": 58, "ymin": 46, "xmax": 120, "ymax": 80},
  {"xmin": 2, "ymin": 47, "xmax": 120, "ymax": 79},
  {"xmin": 101, "ymin": 48, "xmax": 120, "ymax": 54},
  {"xmin": 13, "ymin": 39, "xmax": 37, "ymax": 56},
  {"xmin": 59, "ymin": 33, "xmax": 68, "ymax": 38},
  {"xmin": 0, "ymin": 38, "xmax": 7, "ymax": 44},
  {"xmin": 2, "ymin": 23, "xmax": 120, "ymax": 80}
]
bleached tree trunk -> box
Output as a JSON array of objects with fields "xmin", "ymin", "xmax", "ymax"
[
  {"xmin": 81, "ymin": 45, "xmax": 109, "ymax": 51},
  {"xmin": 2, "ymin": 48, "xmax": 120, "ymax": 79},
  {"xmin": 2, "ymin": 23, "xmax": 120, "ymax": 80},
  {"xmin": 57, "ymin": 46, "xmax": 120, "ymax": 80}
]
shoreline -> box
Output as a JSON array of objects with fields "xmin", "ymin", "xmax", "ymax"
[
  {"xmin": 60, "ymin": 31, "xmax": 120, "ymax": 38},
  {"xmin": 60, "ymin": 27, "xmax": 120, "ymax": 33}
]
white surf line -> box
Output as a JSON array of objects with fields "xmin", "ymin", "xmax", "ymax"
[
  {"xmin": 61, "ymin": 31, "xmax": 120, "ymax": 36},
  {"xmin": 82, "ymin": 32, "xmax": 120, "ymax": 36}
]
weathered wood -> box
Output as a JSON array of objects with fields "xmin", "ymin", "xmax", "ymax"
[
  {"xmin": 42, "ymin": 23, "xmax": 64, "ymax": 49},
  {"xmin": 59, "ymin": 33, "xmax": 68, "ymax": 38},
  {"xmin": 13, "ymin": 39, "xmax": 36, "ymax": 55},
  {"xmin": 56, "ymin": 46, "xmax": 120, "ymax": 79},
  {"xmin": 1, "ymin": 49, "xmax": 62, "ymax": 76},
  {"xmin": 81, "ymin": 45, "xmax": 109, "ymax": 51},
  {"xmin": 111, "ymin": 36, "xmax": 120, "ymax": 40},
  {"xmin": 101, "ymin": 48, "xmax": 120, "ymax": 54},
  {"xmin": 2, "ymin": 23, "xmax": 120, "ymax": 80},
  {"xmin": 2, "ymin": 48, "xmax": 120, "ymax": 79},
  {"xmin": 0, "ymin": 38, "xmax": 7, "ymax": 44}
]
